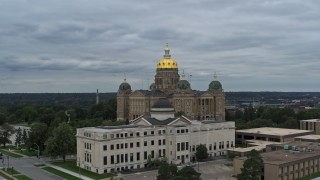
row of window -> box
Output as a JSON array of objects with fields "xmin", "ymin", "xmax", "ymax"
[
  {"xmin": 85, "ymin": 142, "xmax": 92, "ymax": 150},
  {"xmin": 85, "ymin": 153, "xmax": 92, "ymax": 163},
  {"xmin": 84, "ymin": 132, "xmax": 91, "ymax": 137},
  {"xmin": 177, "ymin": 142, "xmax": 189, "ymax": 151},
  {"xmin": 176, "ymin": 129, "xmax": 189, "ymax": 134},
  {"xmin": 109, "ymin": 130, "xmax": 166, "ymax": 139},
  {"xmin": 105, "ymin": 149, "xmax": 166, "ymax": 165},
  {"xmin": 103, "ymin": 139, "xmax": 166, "ymax": 151}
]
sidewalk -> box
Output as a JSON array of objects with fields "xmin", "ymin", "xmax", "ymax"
[{"xmin": 46, "ymin": 163, "xmax": 94, "ymax": 180}]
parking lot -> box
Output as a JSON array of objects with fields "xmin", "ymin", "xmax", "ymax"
[{"xmin": 120, "ymin": 159, "xmax": 233, "ymax": 180}]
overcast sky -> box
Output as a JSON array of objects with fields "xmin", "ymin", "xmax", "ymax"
[{"xmin": 0, "ymin": 0, "xmax": 319, "ymax": 93}]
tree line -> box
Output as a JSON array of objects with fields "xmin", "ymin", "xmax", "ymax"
[{"xmin": 226, "ymin": 106, "xmax": 320, "ymax": 130}]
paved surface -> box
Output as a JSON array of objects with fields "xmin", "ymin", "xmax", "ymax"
[
  {"xmin": 6, "ymin": 156, "xmax": 62, "ymax": 180},
  {"xmin": 121, "ymin": 159, "xmax": 233, "ymax": 180},
  {"xmin": 47, "ymin": 163, "xmax": 93, "ymax": 180}
]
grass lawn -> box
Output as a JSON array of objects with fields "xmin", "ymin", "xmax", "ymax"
[
  {"xmin": 4, "ymin": 167, "xmax": 20, "ymax": 175},
  {"xmin": 34, "ymin": 163, "xmax": 46, "ymax": 167},
  {"xmin": 52, "ymin": 160, "xmax": 113, "ymax": 179},
  {"xmin": 14, "ymin": 149, "xmax": 37, "ymax": 156},
  {"xmin": 15, "ymin": 175, "xmax": 32, "ymax": 180},
  {"xmin": 0, "ymin": 171, "xmax": 13, "ymax": 180},
  {"xmin": 0, "ymin": 149, "xmax": 23, "ymax": 158},
  {"xmin": 299, "ymin": 172, "xmax": 320, "ymax": 180},
  {"xmin": 42, "ymin": 167, "xmax": 79, "ymax": 180}
]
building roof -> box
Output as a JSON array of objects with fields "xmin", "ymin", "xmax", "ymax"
[
  {"xmin": 300, "ymin": 119, "xmax": 320, "ymax": 122},
  {"xmin": 294, "ymin": 134, "xmax": 320, "ymax": 140},
  {"xmin": 142, "ymin": 116, "xmax": 178, "ymax": 125},
  {"xmin": 236, "ymin": 127, "xmax": 312, "ymax": 136},
  {"xmin": 261, "ymin": 150, "xmax": 320, "ymax": 165}
]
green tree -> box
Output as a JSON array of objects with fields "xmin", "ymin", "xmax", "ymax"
[
  {"xmin": 28, "ymin": 122, "xmax": 48, "ymax": 154},
  {"xmin": 15, "ymin": 127, "xmax": 22, "ymax": 148},
  {"xmin": 0, "ymin": 123, "xmax": 15, "ymax": 147},
  {"xmin": 237, "ymin": 149, "xmax": 263, "ymax": 180},
  {"xmin": 22, "ymin": 129, "xmax": 28, "ymax": 144},
  {"xmin": 22, "ymin": 106, "xmax": 38, "ymax": 124},
  {"xmin": 0, "ymin": 112, "xmax": 6, "ymax": 125},
  {"xmin": 157, "ymin": 161, "xmax": 178, "ymax": 180},
  {"xmin": 195, "ymin": 144, "xmax": 208, "ymax": 161},
  {"xmin": 176, "ymin": 166, "xmax": 201, "ymax": 180},
  {"xmin": 45, "ymin": 122, "xmax": 75, "ymax": 162}
]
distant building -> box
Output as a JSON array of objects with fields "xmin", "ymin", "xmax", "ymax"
[
  {"xmin": 300, "ymin": 119, "xmax": 320, "ymax": 134},
  {"xmin": 236, "ymin": 127, "xmax": 313, "ymax": 144},
  {"xmin": 234, "ymin": 142, "xmax": 320, "ymax": 180},
  {"xmin": 76, "ymin": 99, "xmax": 235, "ymax": 174},
  {"xmin": 117, "ymin": 45, "xmax": 225, "ymax": 121}
]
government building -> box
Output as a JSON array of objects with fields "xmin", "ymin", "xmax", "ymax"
[
  {"xmin": 76, "ymin": 45, "xmax": 235, "ymax": 174},
  {"xmin": 117, "ymin": 44, "xmax": 225, "ymax": 121}
]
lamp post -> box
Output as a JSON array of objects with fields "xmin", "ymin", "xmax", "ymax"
[{"xmin": 34, "ymin": 143, "xmax": 40, "ymax": 159}]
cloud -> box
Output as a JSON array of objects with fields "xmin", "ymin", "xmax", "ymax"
[{"xmin": 0, "ymin": 0, "xmax": 320, "ymax": 92}]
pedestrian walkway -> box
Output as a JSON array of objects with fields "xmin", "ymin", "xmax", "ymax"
[{"xmin": 46, "ymin": 164, "xmax": 94, "ymax": 180}]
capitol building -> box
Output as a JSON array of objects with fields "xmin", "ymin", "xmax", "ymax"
[
  {"xmin": 76, "ymin": 45, "xmax": 235, "ymax": 174},
  {"xmin": 117, "ymin": 44, "xmax": 225, "ymax": 121}
]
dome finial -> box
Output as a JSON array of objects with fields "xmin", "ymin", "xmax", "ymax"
[
  {"xmin": 213, "ymin": 71, "xmax": 218, "ymax": 80},
  {"xmin": 181, "ymin": 69, "xmax": 186, "ymax": 80},
  {"xmin": 123, "ymin": 73, "xmax": 127, "ymax": 82},
  {"xmin": 164, "ymin": 43, "xmax": 171, "ymax": 58}
]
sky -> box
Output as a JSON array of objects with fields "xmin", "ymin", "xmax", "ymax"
[{"xmin": 0, "ymin": 0, "xmax": 319, "ymax": 93}]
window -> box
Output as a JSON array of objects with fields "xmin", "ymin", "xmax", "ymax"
[
  {"xmin": 158, "ymin": 140, "xmax": 161, "ymax": 146},
  {"xmin": 181, "ymin": 142, "xmax": 185, "ymax": 151},
  {"xmin": 151, "ymin": 140, "xmax": 154, "ymax": 145},
  {"xmin": 144, "ymin": 131, "xmax": 147, "ymax": 136},
  {"xmin": 144, "ymin": 141, "xmax": 147, "ymax": 146},
  {"xmin": 151, "ymin": 150, "xmax": 154, "ymax": 158},
  {"xmin": 110, "ymin": 134, "xmax": 114, "ymax": 138},
  {"xmin": 111, "ymin": 145, "xmax": 114, "ymax": 150},
  {"xmin": 130, "ymin": 133, "xmax": 133, "ymax": 137},
  {"xmin": 116, "ymin": 134, "xmax": 119, "ymax": 138},
  {"xmin": 181, "ymin": 129, "xmax": 185, "ymax": 133},
  {"xmin": 117, "ymin": 144, "xmax": 120, "ymax": 149},
  {"xmin": 151, "ymin": 131, "xmax": 154, "ymax": 135},
  {"xmin": 130, "ymin": 142, "xmax": 133, "ymax": 148},
  {"xmin": 125, "ymin": 143, "xmax": 128, "ymax": 149},
  {"xmin": 227, "ymin": 141, "xmax": 229, "ymax": 148},
  {"xmin": 177, "ymin": 143, "xmax": 180, "ymax": 151},
  {"xmin": 163, "ymin": 130, "xmax": 166, "ymax": 134},
  {"xmin": 111, "ymin": 155, "xmax": 114, "ymax": 164},
  {"xmin": 177, "ymin": 130, "xmax": 180, "ymax": 133},
  {"xmin": 136, "ymin": 132, "xmax": 140, "ymax": 137},
  {"xmin": 192, "ymin": 145, "xmax": 195, "ymax": 152},
  {"xmin": 121, "ymin": 144, "xmax": 123, "ymax": 149},
  {"xmin": 186, "ymin": 129, "xmax": 188, "ymax": 133},
  {"xmin": 121, "ymin": 154, "xmax": 124, "ymax": 163},
  {"xmin": 137, "ymin": 142, "xmax": 140, "ymax": 147},
  {"xmin": 177, "ymin": 156, "xmax": 180, "ymax": 159},
  {"xmin": 117, "ymin": 155, "xmax": 120, "ymax": 163},
  {"xmin": 158, "ymin": 130, "xmax": 161, "ymax": 135},
  {"xmin": 163, "ymin": 149, "xmax": 166, "ymax": 156},
  {"xmin": 144, "ymin": 151, "xmax": 148, "ymax": 160},
  {"xmin": 214, "ymin": 143, "xmax": 216, "ymax": 150},
  {"xmin": 125, "ymin": 133, "xmax": 128, "ymax": 137},
  {"xmin": 104, "ymin": 156, "xmax": 107, "ymax": 165},
  {"xmin": 163, "ymin": 139, "xmax": 166, "ymax": 145},
  {"xmin": 121, "ymin": 133, "xmax": 123, "ymax": 138},
  {"xmin": 209, "ymin": 144, "xmax": 212, "ymax": 151},
  {"xmin": 103, "ymin": 145, "xmax": 107, "ymax": 151},
  {"xmin": 159, "ymin": 149, "xmax": 161, "ymax": 157},
  {"xmin": 125, "ymin": 154, "xmax": 128, "ymax": 162},
  {"xmin": 130, "ymin": 153, "xmax": 133, "ymax": 162},
  {"xmin": 186, "ymin": 142, "xmax": 189, "ymax": 150},
  {"xmin": 137, "ymin": 152, "xmax": 140, "ymax": 161}
]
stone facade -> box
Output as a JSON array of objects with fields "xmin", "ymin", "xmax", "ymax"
[
  {"xmin": 76, "ymin": 117, "xmax": 235, "ymax": 174},
  {"xmin": 117, "ymin": 46, "xmax": 225, "ymax": 121}
]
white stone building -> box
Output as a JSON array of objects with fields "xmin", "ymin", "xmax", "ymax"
[{"xmin": 76, "ymin": 99, "xmax": 235, "ymax": 174}]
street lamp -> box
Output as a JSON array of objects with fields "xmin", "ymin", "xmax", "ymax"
[{"xmin": 34, "ymin": 143, "xmax": 40, "ymax": 159}]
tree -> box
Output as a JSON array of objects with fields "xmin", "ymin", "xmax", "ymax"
[
  {"xmin": 45, "ymin": 122, "xmax": 75, "ymax": 162},
  {"xmin": 176, "ymin": 166, "xmax": 201, "ymax": 180},
  {"xmin": 0, "ymin": 112, "xmax": 6, "ymax": 125},
  {"xmin": 22, "ymin": 129, "xmax": 28, "ymax": 144},
  {"xmin": 157, "ymin": 161, "xmax": 178, "ymax": 180},
  {"xmin": 195, "ymin": 144, "xmax": 208, "ymax": 161},
  {"xmin": 237, "ymin": 149, "xmax": 263, "ymax": 180},
  {"xmin": 15, "ymin": 127, "xmax": 22, "ymax": 148},
  {"xmin": 28, "ymin": 122, "xmax": 48, "ymax": 154},
  {"xmin": 0, "ymin": 123, "xmax": 15, "ymax": 147}
]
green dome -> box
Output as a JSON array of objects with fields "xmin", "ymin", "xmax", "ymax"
[
  {"xmin": 149, "ymin": 83, "xmax": 156, "ymax": 90},
  {"xmin": 177, "ymin": 80, "xmax": 191, "ymax": 90},
  {"xmin": 209, "ymin": 80, "xmax": 222, "ymax": 90},
  {"xmin": 119, "ymin": 82, "xmax": 131, "ymax": 91}
]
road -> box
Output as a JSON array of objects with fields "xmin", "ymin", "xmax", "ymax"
[{"xmin": 2, "ymin": 156, "xmax": 62, "ymax": 180}]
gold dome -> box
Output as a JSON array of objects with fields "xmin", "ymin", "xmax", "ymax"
[
  {"xmin": 157, "ymin": 44, "xmax": 178, "ymax": 69},
  {"xmin": 157, "ymin": 58, "xmax": 178, "ymax": 69}
]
